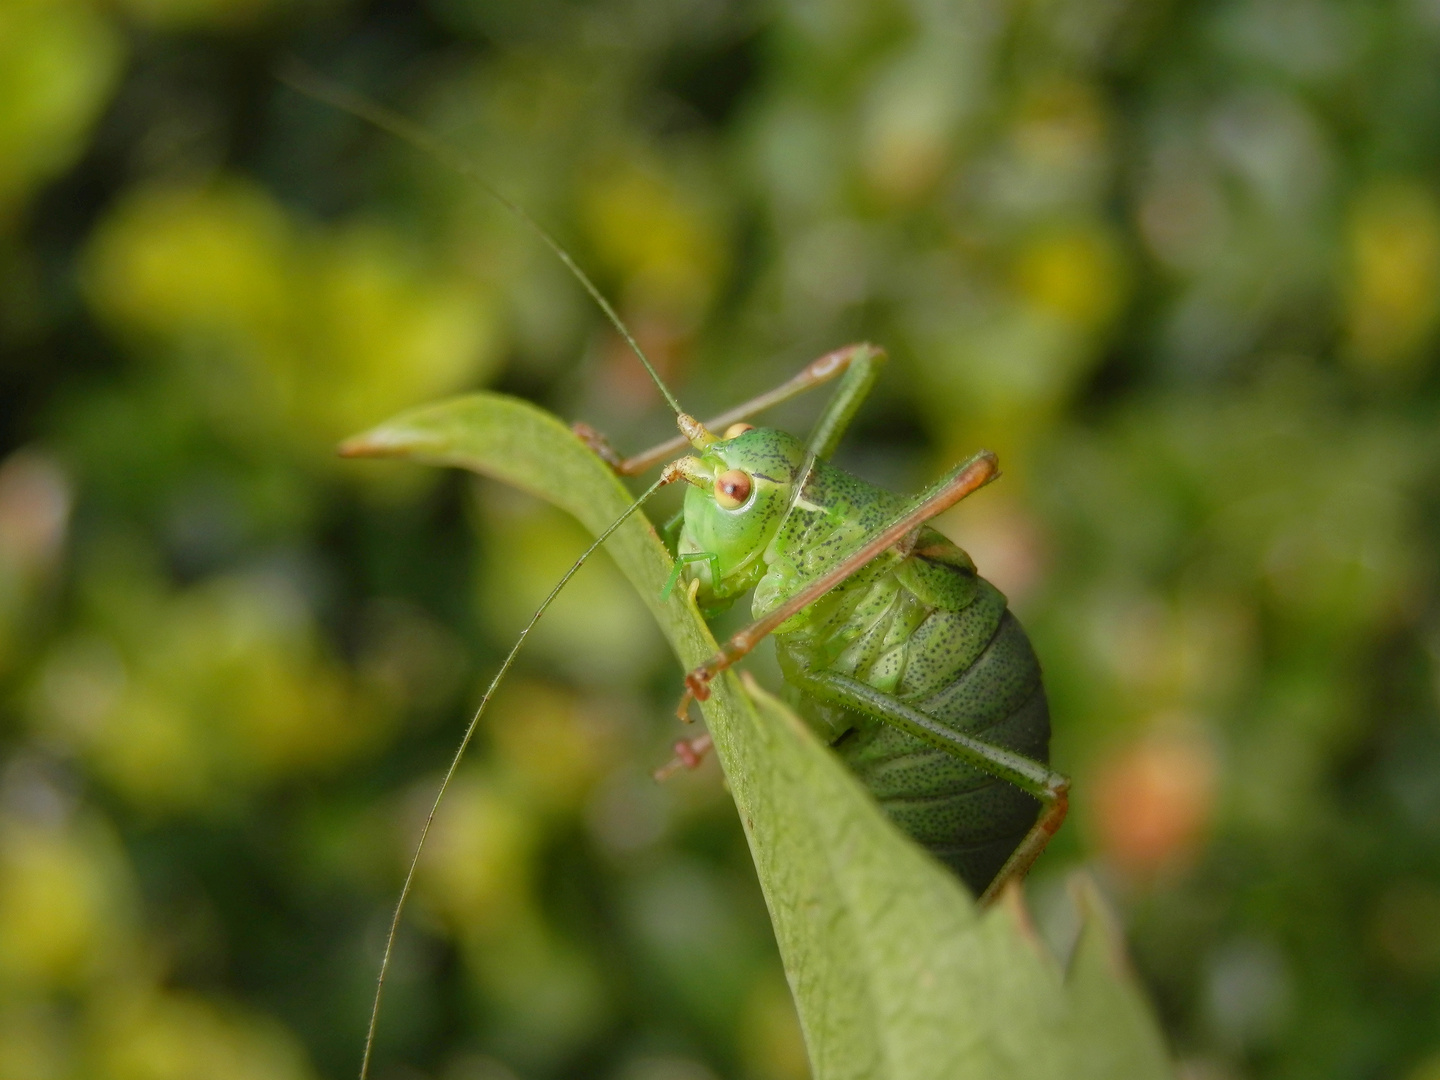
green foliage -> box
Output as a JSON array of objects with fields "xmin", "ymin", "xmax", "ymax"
[
  {"xmin": 344, "ymin": 391, "xmax": 1172, "ymax": 1079},
  {"xmin": 3, "ymin": 1, "xmax": 1440, "ymax": 1078}
]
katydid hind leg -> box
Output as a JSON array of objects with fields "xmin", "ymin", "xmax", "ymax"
[
  {"xmin": 793, "ymin": 668, "xmax": 1069, "ymax": 903},
  {"xmin": 977, "ymin": 789, "xmax": 1068, "ymax": 906},
  {"xmin": 679, "ymin": 449, "xmax": 999, "ymax": 708}
]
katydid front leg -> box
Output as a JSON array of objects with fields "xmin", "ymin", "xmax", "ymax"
[{"xmin": 573, "ymin": 342, "xmax": 887, "ymax": 475}]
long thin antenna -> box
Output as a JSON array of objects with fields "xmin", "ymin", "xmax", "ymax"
[
  {"xmin": 358, "ymin": 476, "xmax": 669, "ymax": 1080},
  {"xmin": 278, "ymin": 60, "xmax": 685, "ymax": 418}
]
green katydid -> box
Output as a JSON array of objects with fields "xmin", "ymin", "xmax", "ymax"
[
  {"xmin": 580, "ymin": 344, "xmax": 1069, "ymax": 900},
  {"xmin": 285, "ymin": 65, "xmax": 1069, "ymax": 1080}
]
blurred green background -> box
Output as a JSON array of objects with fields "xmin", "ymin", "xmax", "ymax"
[{"xmin": 2, "ymin": 0, "xmax": 1440, "ymax": 1077}]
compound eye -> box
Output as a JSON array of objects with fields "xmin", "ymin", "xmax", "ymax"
[
  {"xmin": 714, "ymin": 469, "xmax": 752, "ymax": 510},
  {"xmin": 723, "ymin": 422, "xmax": 756, "ymax": 440}
]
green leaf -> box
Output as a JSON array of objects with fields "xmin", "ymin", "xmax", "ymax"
[{"xmin": 343, "ymin": 392, "xmax": 1175, "ymax": 1080}]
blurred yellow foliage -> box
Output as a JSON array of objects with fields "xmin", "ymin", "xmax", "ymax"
[
  {"xmin": 477, "ymin": 491, "xmax": 662, "ymax": 685},
  {"xmin": 578, "ymin": 161, "xmax": 725, "ymax": 323},
  {"xmin": 416, "ymin": 770, "xmax": 537, "ymax": 929},
  {"xmin": 84, "ymin": 181, "xmax": 294, "ymax": 345},
  {"xmin": 737, "ymin": 972, "xmax": 809, "ymax": 1080},
  {"xmin": 910, "ymin": 226, "xmax": 1127, "ymax": 467},
  {"xmin": 859, "ymin": 51, "xmax": 964, "ymax": 202},
  {"xmin": 1013, "ymin": 224, "xmax": 1126, "ymax": 332},
  {"xmin": 0, "ymin": 1001, "xmax": 69, "ymax": 1080},
  {"xmin": 0, "ymin": 0, "xmax": 122, "ymax": 224},
  {"xmin": 111, "ymin": 0, "xmax": 273, "ymax": 30},
  {"xmin": 914, "ymin": 301, "xmax": 1099, "ymax": 466},
  {"xmin": 458, "ymin": 923, "xmax": 607, "ymax": 1066},
  {"xmin": 0, "ymin": 813, "xmax": 135, "ymax": 991},
  {"xmin": 488, "ymin": 681, "xmax": 619, "ymax": 813},
  {"xmin": 31, "ymin": 570, "xmax": 388, "ymax": 812},
  {"xmin": 313, "ymin": 224, "xmax": 500, "ymax": 446},
  {"xmin": 88, "ymin": 990, "xmax": 313, "ymax": 1080},
  {"xmin": 1343, "ymin": 179, "xmax": 1440, "ymax": 375},
  {"xmin": 83, "ymin": 181, "xmax": 500, "ymax": 452},
  {"xmin": 412, "ymin": 761, "xmax": 609, "ymax": 1061}
]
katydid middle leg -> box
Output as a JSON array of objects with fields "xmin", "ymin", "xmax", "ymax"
[{"xmin": 653, "ymin": 733, "xmax": 715, "ymax": 781}]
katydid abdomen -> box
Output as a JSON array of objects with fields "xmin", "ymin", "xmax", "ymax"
[
  {"xmin": 780, "ymin": 582, "xmax": 1049, "ymax": 895},
  {"xmin": 676, "ymin": 428, "xmax": 1051, "ymax": 896}
]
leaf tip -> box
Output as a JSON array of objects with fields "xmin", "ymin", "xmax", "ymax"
[
  {"xmin": 1067, "ymin": 871, "xmax": 1138, "ymax": 980},
  {"xmin": 994, "ymin": 878, "xmax": 1051, "ymax": 960},
  {"xmin": 338, "ymin": 426, "xmax": 407, "ymax": 458}
]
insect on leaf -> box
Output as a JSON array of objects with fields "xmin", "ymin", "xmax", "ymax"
[{"xmin": 342, "ymin": 391, "xmax": 1175, "ymax": 1080}]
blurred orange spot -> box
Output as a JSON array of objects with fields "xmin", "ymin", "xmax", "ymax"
[
  {"xmin": 0, "ymin": 450, "xmax": 70, "ymax": 572},
  {"xmin": 1370, "ymin": 880, "xmax": 1440, "ymax": 978},
  {"xmin": 1092, "ymin": 728, "xmax": 1217, "ymax": 877}
]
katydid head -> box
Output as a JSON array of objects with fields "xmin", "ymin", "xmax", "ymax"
[{"xmin": 672, "ymin": 426, "xmax": 807, "ymax": 610}]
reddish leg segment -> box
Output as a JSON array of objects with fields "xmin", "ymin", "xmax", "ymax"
[{"xmin": 653, "ymin": 734, "xmax": 714, "ymax": 781}]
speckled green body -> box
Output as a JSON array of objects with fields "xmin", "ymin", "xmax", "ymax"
[{"xmin": 677, "ymin": 428, "xmax": 1049, "ymax": 893}]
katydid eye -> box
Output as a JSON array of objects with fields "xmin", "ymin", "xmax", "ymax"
[
  {"xmin": 714, "ymin": 469, "xmax": 752, "ymax": 509},
  {"xmin": 723, "ymin": 423, "xmax": 755, "ymax": 439}
]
